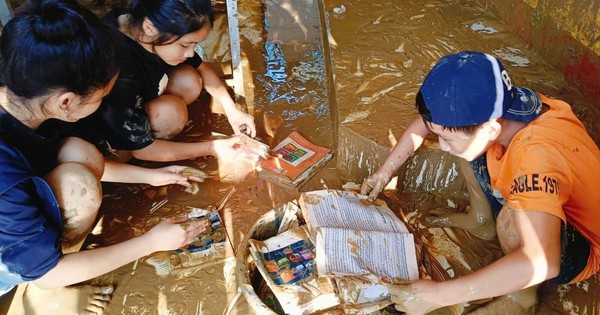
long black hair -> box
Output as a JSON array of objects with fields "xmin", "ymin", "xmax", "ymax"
[
  {"xmin": 0, "ymin": 0, "xmax": 119, "ymax": 99},
  {"xmin": 128, "ymin": 0, "xmax": 214, "ymax": 46}
]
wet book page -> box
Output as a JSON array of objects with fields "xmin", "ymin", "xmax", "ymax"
[{"xmin": 299, "ymin": 190, "xmax": 418, "ymax": 284}]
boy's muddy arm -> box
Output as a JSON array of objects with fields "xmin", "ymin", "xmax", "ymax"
[
  {"xmin": 392, "ymin": 209, "xmax": 562, "ymax": 314},
  {"xmin": 361, "ymin": 116, "xmax": 429, "ymax": 200},
  {"xmin": 197, "ymin": 62, "xmax": 256, "ymax": 137}
]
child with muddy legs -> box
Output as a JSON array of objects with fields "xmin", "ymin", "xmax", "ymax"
[
  {"xmin": 361, "ymin": 115, "xmax": 498, "ymax": 241},
  {"xmin": 42, "ymin": 0, "xmax": 258, "ymax": 165},
  {"xmin": 0, "ymin": 1, "xmax": 210, "ymax": 314},
  {"xmin": 361, "ymin": 51, "xmax": 600, "ymax": 314}
]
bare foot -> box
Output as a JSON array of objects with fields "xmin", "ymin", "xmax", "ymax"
[
  {"xmin": 428, "ymin": 303, "xmax": 465, "ymax": 315},
  {"xmin": 425, "ymin": 158, "xmax": 497, "ymax": 241},
  {"xmin": 467, "ymin": 286, "xmax": 538, "ymax": 315},
  {"xmin": 16, "ymin": 283, "xmax": 113, "ymax": 315}
]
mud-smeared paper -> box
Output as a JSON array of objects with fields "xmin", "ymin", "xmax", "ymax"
[
  {"xmin": 249, "ymin": 225, "xmax": 340, "ymax": 315},
  {"xmin": 299, "ymin": 190, "xmax": 418, "ymax": 284}
]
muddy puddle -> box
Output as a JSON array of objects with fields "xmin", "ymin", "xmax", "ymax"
[{"xmin": 7, "ymin": 0, "xmax": 599, "ymax": 314}]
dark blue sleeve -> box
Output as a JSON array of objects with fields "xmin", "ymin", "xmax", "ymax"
[{"xmin": 0, "ymin": 179, "xmax": 62, "ymax": 281}]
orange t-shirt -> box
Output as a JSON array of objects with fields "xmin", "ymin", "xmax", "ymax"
[{"xmin": 486, "ymin": 94, "xmax": 600, "ymax": 283}]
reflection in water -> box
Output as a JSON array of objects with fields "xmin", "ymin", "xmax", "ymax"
[
  {"xmin": 264, "ymin": 41, "xmax": 288, "ymax": 84},
  {"xmin": 253, "ymin": 0, "xmax": 334, "ymax": 148}
]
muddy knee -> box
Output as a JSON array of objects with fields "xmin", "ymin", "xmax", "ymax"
[
  {"xmin": 57, "ymin": 137, "xmax": 104, "ymax": 180},
  {"xmin": 45, "ymin": 163, "xmax": 102, "ymax": 252},
  {"xmin": 146, "ymin": 95, "xmax": 188, "ymax": 139},
  {"xmin": 165, "ymin": 64, "xmax": 203, "ymax": 104}
]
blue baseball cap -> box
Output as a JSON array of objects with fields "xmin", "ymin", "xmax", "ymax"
[{"xmin": 419, "ymin": 51, "xmax": 542, "ymax": 127}]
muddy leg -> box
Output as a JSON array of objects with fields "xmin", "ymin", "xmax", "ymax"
[
  {"xmin": 146, "ymin": 64, "xmax": 203, "ymax": 140},
  {"xmin": 467, "ymin": 285, "xmax": 538, "ymax": 315},
  {"xmin": 426, "ymin": 158, "xmax": 497, "ymax": 240},
  {"xmin": 46, "ymin": 162, "xmax": 102, "ymax": 253},
  {"xmin": 146, "ymin": 94, "xmax": 189, "ymax": 140},
  {"xmin": 18, "ymin": 139, "xmax": 112, "ymax": 315},
  {"xmin": 51, "ymin": 138, "xmax": 105, "ymax": 252},
  {"xmin": 165, "ymin": 64, "xmax": 203, "ymax": 105}
]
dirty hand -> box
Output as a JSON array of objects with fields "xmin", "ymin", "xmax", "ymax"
[
  {"xmin": 360, "ymin": 172, "xmax": 391, "ymax": 202},
  {"xmin": 210, "ymin": 136, "xmax": 243, "ymax": 162},
  {"xmin": 145, "ymin": 165, "xmax": 207, "ymax": 188},
  {"xmin": 144, "ymin": 215, "xmax": 210, "ymax": 252},
  {"xmin": 226, "ymin": 108, "xmax": 256, "ymax": 138},
  {"xmin": 390, "ymin": 281, "xmax": 444, "ymax": 315}
]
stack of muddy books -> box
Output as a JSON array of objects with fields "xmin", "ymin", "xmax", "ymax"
[
  {"xmin": 257, "ymin": 131, "xmax": 332, "ymax": 189},
  {"xmin": 249, "ymin": 223, "xmax": 340, "ymax": 315},
  {"xmin": 249, "ymin": 190, "xmax": 419, "ymax": 314},
  {"xmin": 300, "ymin": 189, "xmax": 419, "ymax": 313}
]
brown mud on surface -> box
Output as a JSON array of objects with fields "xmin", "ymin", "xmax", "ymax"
[
  {"xmin": 6, "ymin": 0, "xmax": 599, "ymax": 314},
  {"xmin": 325, "ymin": 0, "xmax": 599, "ymax": 314}
]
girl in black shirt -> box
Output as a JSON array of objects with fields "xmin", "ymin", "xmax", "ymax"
[{"xmin": 74, "ymin": 0, "xmax": 256, "ymax": 163}]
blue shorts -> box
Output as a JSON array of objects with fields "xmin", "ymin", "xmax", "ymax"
[{"xmin": 470, "ymin": 153, "xmax": 590, "ymax": 284}]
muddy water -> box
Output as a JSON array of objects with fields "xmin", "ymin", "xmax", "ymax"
[
  {"xmin": 326, "ymin": 0, "xmax": 599, "ymax": 144},
  {"xmin": 13, "ymin": 0, "xmax": 599, "ymax": 314}
]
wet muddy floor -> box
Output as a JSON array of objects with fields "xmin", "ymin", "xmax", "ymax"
[{"xmin": 6, "ymin": 0, "xmax": 600, "ymax": 314}]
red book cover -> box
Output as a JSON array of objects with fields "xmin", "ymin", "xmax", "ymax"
[{"xmin": 259, "ymin": 131, "xmax": 332, "ymax": 184}]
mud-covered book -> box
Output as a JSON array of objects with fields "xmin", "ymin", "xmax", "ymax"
[
  {"xmin": 258, "ymin": 131, "xmax": 332, "ymax": 189},
  {"xmin": 147, "ymin": 207, "xmax": 233, "ymax": 276},
  {"xmin": 249, "ymin": 224, "xmax": 340, "ymax": 315},
  {"xmin": 299, "ymin": 189, "xmax": 419, "ymax": 284}
]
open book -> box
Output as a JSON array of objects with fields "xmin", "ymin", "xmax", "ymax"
[
  {"xmin": 299, "ymin": 189, "xmax": 419, "ymax": 284},
  {"xmin": 258, "ymin": 131, "xmax": 332, "ymax": 189},
  {"xmin": 249, "ymin": 223, "xmax": 340, "ymax": 315}
]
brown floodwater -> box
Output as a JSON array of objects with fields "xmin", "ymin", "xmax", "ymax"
[{"xmin": 9, "ymin": 0, "xmax": 599, "ymax": 314}]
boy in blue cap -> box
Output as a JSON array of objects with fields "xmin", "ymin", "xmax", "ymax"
[{"xmin": 361, "ymin": 51, "xmax": 600, "ymax": 313}]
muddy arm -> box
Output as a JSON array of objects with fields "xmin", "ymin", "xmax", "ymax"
[
  {"xmin": 197, "ymin": 62, "xmax": 256, "ymax": 137},
  {"xmin": 392, "ymin": 208, "xmax": 561, "ymax": 313},
  {"xmin": 362, "ymin": 116, "xmax": 429, "ymax": 201}
]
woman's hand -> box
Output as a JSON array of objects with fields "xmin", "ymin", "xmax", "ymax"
[
  {"xmin": 210, "ymin": 136, "xmax": 244, "ymax": 162},
  {"xmin": 143, "ymin": 216, "xmax": 211, "ymax": 252},
  {"xmin": 226, "ymin": 107, "xmax": 256, "ymax": 138},
  {"xmin": 146, "ymin": 165, "xmax": 209, "ymax": 188}
]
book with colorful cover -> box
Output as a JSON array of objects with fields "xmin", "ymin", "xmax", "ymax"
[
  {"xmin": 258, "ymin": 131, "xmax": 332, "ymax": 188},
  {"xmin": 249, "ymin": 225, "xmax": 340, "ymax": 315},
  {"xmin": 147, "ymin": 207, "xmax": 233, "ymax": 276}
]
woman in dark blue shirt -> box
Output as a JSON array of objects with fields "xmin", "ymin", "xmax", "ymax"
[{"xmin": 0, "ymin": 0, "xmax": 209, "ymax": 311}]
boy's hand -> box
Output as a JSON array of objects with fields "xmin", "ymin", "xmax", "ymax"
[
  {"xmin": 360, "ymin": 172, "xmax": 391, "ymax": 202},
  {"xmin": 144, "ymin": 216, "xmax": 210, "ymax": 252},
  {"xmin": 390, "ymin": 281, "xmax": 444, "ymax": 315},
  {"xmin": 146, "ymin": 165, "xmax": 207, "ymax": 188},
  {"xmin": 226, "ymin": 108, "xmax": 256, "ymax": 138}
]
